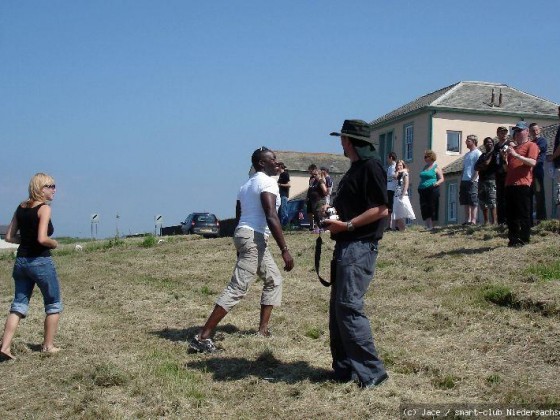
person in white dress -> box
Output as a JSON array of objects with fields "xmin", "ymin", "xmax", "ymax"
[{"xmin": 392, "ymin": 160, "xmax": 416, "ymax": 231}]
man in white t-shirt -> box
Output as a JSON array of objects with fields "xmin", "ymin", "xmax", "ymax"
[
  {"xmin": 460, "ymin": 134, "xmax": 482, "ymax": 225},
  {"xmin": 190, "ymin": 147, "xmax": 294, "ymax": 353}
]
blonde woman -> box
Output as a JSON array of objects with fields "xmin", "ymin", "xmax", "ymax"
[
  {"xmin": 392, "ymin": 160, "xmax": 416, "ymax": 231},
  {"xmin": 1, "ymin": 173, "xmax": 62, "ymax": 360},
  {"xmin": 418, "ymin": 150, "xmax": 444, "ymax": 230}
]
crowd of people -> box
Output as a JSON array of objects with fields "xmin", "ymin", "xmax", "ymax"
[{"xmin": 383, "ymin": 111, "xmax": 560, "ymax": 248}]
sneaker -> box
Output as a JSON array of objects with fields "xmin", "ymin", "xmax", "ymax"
[{"xmin": 189, "ymin": 335, "xmax": 217, "ymax": 353}]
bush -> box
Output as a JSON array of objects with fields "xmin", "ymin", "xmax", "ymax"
[
  {"xmin": 483, "ymin": 285, "xmax": 515, "ymax": 307},
  {"xmin": 141, "ymin": 235, "xmax": 157, "ymax": 248}
]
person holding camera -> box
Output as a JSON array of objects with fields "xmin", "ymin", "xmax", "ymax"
[
  {"xmin": 308, "ymin": 166, "xmax": 328, "ymax": 232},
  {"xmin": 321, "ymin": 119, "xmax": 389, "ymax": 389},
  {"xmin": 502, "ymin": 122, "xmax": 538, "ymax": 247}
]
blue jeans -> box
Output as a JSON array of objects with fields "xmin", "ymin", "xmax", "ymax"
[
  {"xmin": 10, "ymin": 256, "xmax": 63, "ymax": 317},
  {"xmin": 329, "ymin": 240, "xmax": 386, "ymax": 385},
  {"xmin": 279, "ymin": 195, "xmax": 289, "ymax": 226}
]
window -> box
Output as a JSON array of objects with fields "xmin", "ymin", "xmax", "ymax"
[
  {"xmin": 447, "ymin": 183, "xmax": 458, "ymax": 222},
  {"xmin": 447, "ymin": 131, "xmax": 461, "ymax": 153},
  {"xmin": 403, "ymin": 124, "xmax": 413, "ymax": 161},
  {"xmin": 378, "ymin": 131, "xmax": 394, "ymax": 166}
]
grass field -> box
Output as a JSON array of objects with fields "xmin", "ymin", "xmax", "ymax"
[{"xmin": 1, "ymin": 223, "xmax": 559, "ymax": 419}]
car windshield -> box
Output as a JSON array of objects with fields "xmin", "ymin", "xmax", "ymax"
[{"xmin": 194, "ymin": 214, "xmax": 217, "ymax": 223}]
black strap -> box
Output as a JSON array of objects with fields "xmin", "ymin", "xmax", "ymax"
[{"xmin": 314, "ymin": 234, "xmax": 331, "ymax": 287}]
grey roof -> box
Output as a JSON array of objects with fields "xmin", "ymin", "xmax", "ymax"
[
  {"xmin": 371, "ymin": 81, "xmax": 559, "ymax": 127},
  {"xmin": 274, "ymin": 150, "xmax": 350, "ymax": 174},
  {"xmin": 443, "ymin": 123, "xmax": 559, "ymax": 175},
  {"xmin": 0, "ymin": 225, "xmax": 9, "ymax": 235}
]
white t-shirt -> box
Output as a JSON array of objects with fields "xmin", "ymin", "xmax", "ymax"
[
  {"xmin": 237, "ymin": 172, "xmax": 280, "ymax": 235},
  {"xmin": 387, "ymin": 163, "xmax": 397, "ymax": 191},
  {"xmin": 462, "ymin": 149, "xmax": 482, "ymax": 181}
]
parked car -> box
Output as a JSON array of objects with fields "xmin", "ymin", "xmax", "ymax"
[{"xmin": 180, "ymin": 213, "xmax": 220, "ymax": 238}]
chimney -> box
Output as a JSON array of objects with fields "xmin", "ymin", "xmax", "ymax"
[
  {"xmin": 498, "ymin": 89, "xmax": 503, "ymax": 107},
  {"xmin": 491, "ymin": 88, "xmax": 495, "ymax": 106}
]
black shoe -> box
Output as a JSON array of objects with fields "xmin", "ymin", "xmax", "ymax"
[
  {"xmin": 361, "ymin": 372, "xmax": 388, "ymax": 389},
  {"xmin": 329, "ymin": 370, "xmax": 358, "ymax": 383},
  {"xmin": 507, "ymin": 239, "xmax": 525, "ymax": 248}
]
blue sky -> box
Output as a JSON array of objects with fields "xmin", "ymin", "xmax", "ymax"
[{"xmin": 2, "ymin": 1, "xmax": 559, "ymax": 238}]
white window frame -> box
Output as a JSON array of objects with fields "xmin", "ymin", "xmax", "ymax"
[
  {"xmin": 404, "ymin": 124, "xmax": 414, "ymax": 162},
  {"xmin": 446, "ymin": 131, "xmax": 462, "ymax": 154}
]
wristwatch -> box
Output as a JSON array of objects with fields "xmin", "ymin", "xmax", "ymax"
[{"xmin": 346, "ymin": 221, "xmax": 355, "ymax": 232}]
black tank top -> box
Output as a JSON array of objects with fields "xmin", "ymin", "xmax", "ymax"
[{"xmin": 15, "ymin": 203, "xmax": 54, "ymax": 257}]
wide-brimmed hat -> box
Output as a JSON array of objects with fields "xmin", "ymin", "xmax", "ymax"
[{"xmin": 330, "ymin": 119, "xmax": 373, "ymax": 144}]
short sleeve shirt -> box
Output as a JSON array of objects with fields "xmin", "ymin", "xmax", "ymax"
[
  {"xmin": 237, "ymin": 172, "xmax": 280, "ymax": 235},
  {"xmin": 505, "ymin": 141, "xmax": 539, "ymax": 187},
  {"xmin": 462, "ymin": 149, "xmax": 482, "ymax": 181},
  {"xmin": 332, "ymin": 158, "xmax": 388, "ymax": 242},
  {"xmin": 386, "ymin": 163, "xmax": 397, "ymax": 191},
  {"xmin": 278, "ymin": 171, "xmax": 290, "ymax": 197}
]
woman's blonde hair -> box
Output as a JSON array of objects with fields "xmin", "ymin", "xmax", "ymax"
[
  {"xmin": 22, "ymin": 172, "xmax": 55, "ymax": 207},
  {"xmin": 396, "ymin": 159, "xmax": 408, "ymax": 170},
  {"xmin": 424, "ymin": 150, "xmax": 437, "ymax": 162}
]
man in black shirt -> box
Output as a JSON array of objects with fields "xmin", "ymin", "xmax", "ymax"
[
  {"xmin": 475, "ymin": 137, "xmax": 499, "ymax": 225},
  {"xmin": 493, "ymin": 126, "xmax": 510, "ymax": 225},
  {"xmin": 322, "ymin": 119, "xmax": 389, "ymax": 389},
  {"xmin": 277, "ymin": 162, "xmax": 291, "ymax": 226}
]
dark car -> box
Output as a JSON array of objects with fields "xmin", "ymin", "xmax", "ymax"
[{"xmin": 180, "ymin": 213, "xmax": 220, "ymax": 238}]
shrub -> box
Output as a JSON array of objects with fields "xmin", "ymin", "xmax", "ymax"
[
  {"xmin": 141, "ymin": 235, "xmax": 157, "ymax": 248},
  {"xmin": 483, "ymin": 285, "xmax": 515, "ymax": 307}
]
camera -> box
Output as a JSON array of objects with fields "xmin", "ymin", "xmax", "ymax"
[
  {"xmin": 325, "ymin": 207, "xmax": 339, "ymax": 220},
  {"xmin": 319, "ymin": 207, "xmax": 339, "ymax": 227},
  {"xmin": 502, "ymin": 145, "xmax": 509, "ymax": 152}
]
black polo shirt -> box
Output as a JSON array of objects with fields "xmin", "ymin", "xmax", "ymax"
[{"xmin": 332, "ymin": 158, "xmax": 388, "ymax": 242}]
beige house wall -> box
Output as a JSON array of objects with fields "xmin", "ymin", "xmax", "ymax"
[
  {"xmin": 272, "ymin": 174, "xmax": 309, "ymax": 199},
  {"xmin": 372, "ymin": 111, "xmax": 557, "ymax": 225},
  {"xmin": 433, "ymin": 112, "xmax": 554, "ymax": 167}
]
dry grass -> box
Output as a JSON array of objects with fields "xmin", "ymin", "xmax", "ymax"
[{"xmin": 0, "ymin": 225, "xmax": 559, "ymax": 419}]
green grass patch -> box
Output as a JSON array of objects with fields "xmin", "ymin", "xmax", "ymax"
[
  {"xmin": 304, "ymin": 326, "xmax": 323, "ymax": 339},
  {"xmin": 199, "ymin": 285, "xmax": 213, "ymax": 296},
  {"xmin": 486, "ymin": 374, "xmax": 502, "ymax": 384},
  {"xmin": 482, "ymin": 285, "xmax": 515, "ymax": 307},
  {"xmin": 527, "ymin": 261, "xmax": 560, "ymax": 282},
  {"xmin": 432, "ymin": 374, "xmax": 458, "ymax": 390},
  {"xmin": 141, "ymin": 235, "xmax": 157, "ymax": 248}
]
